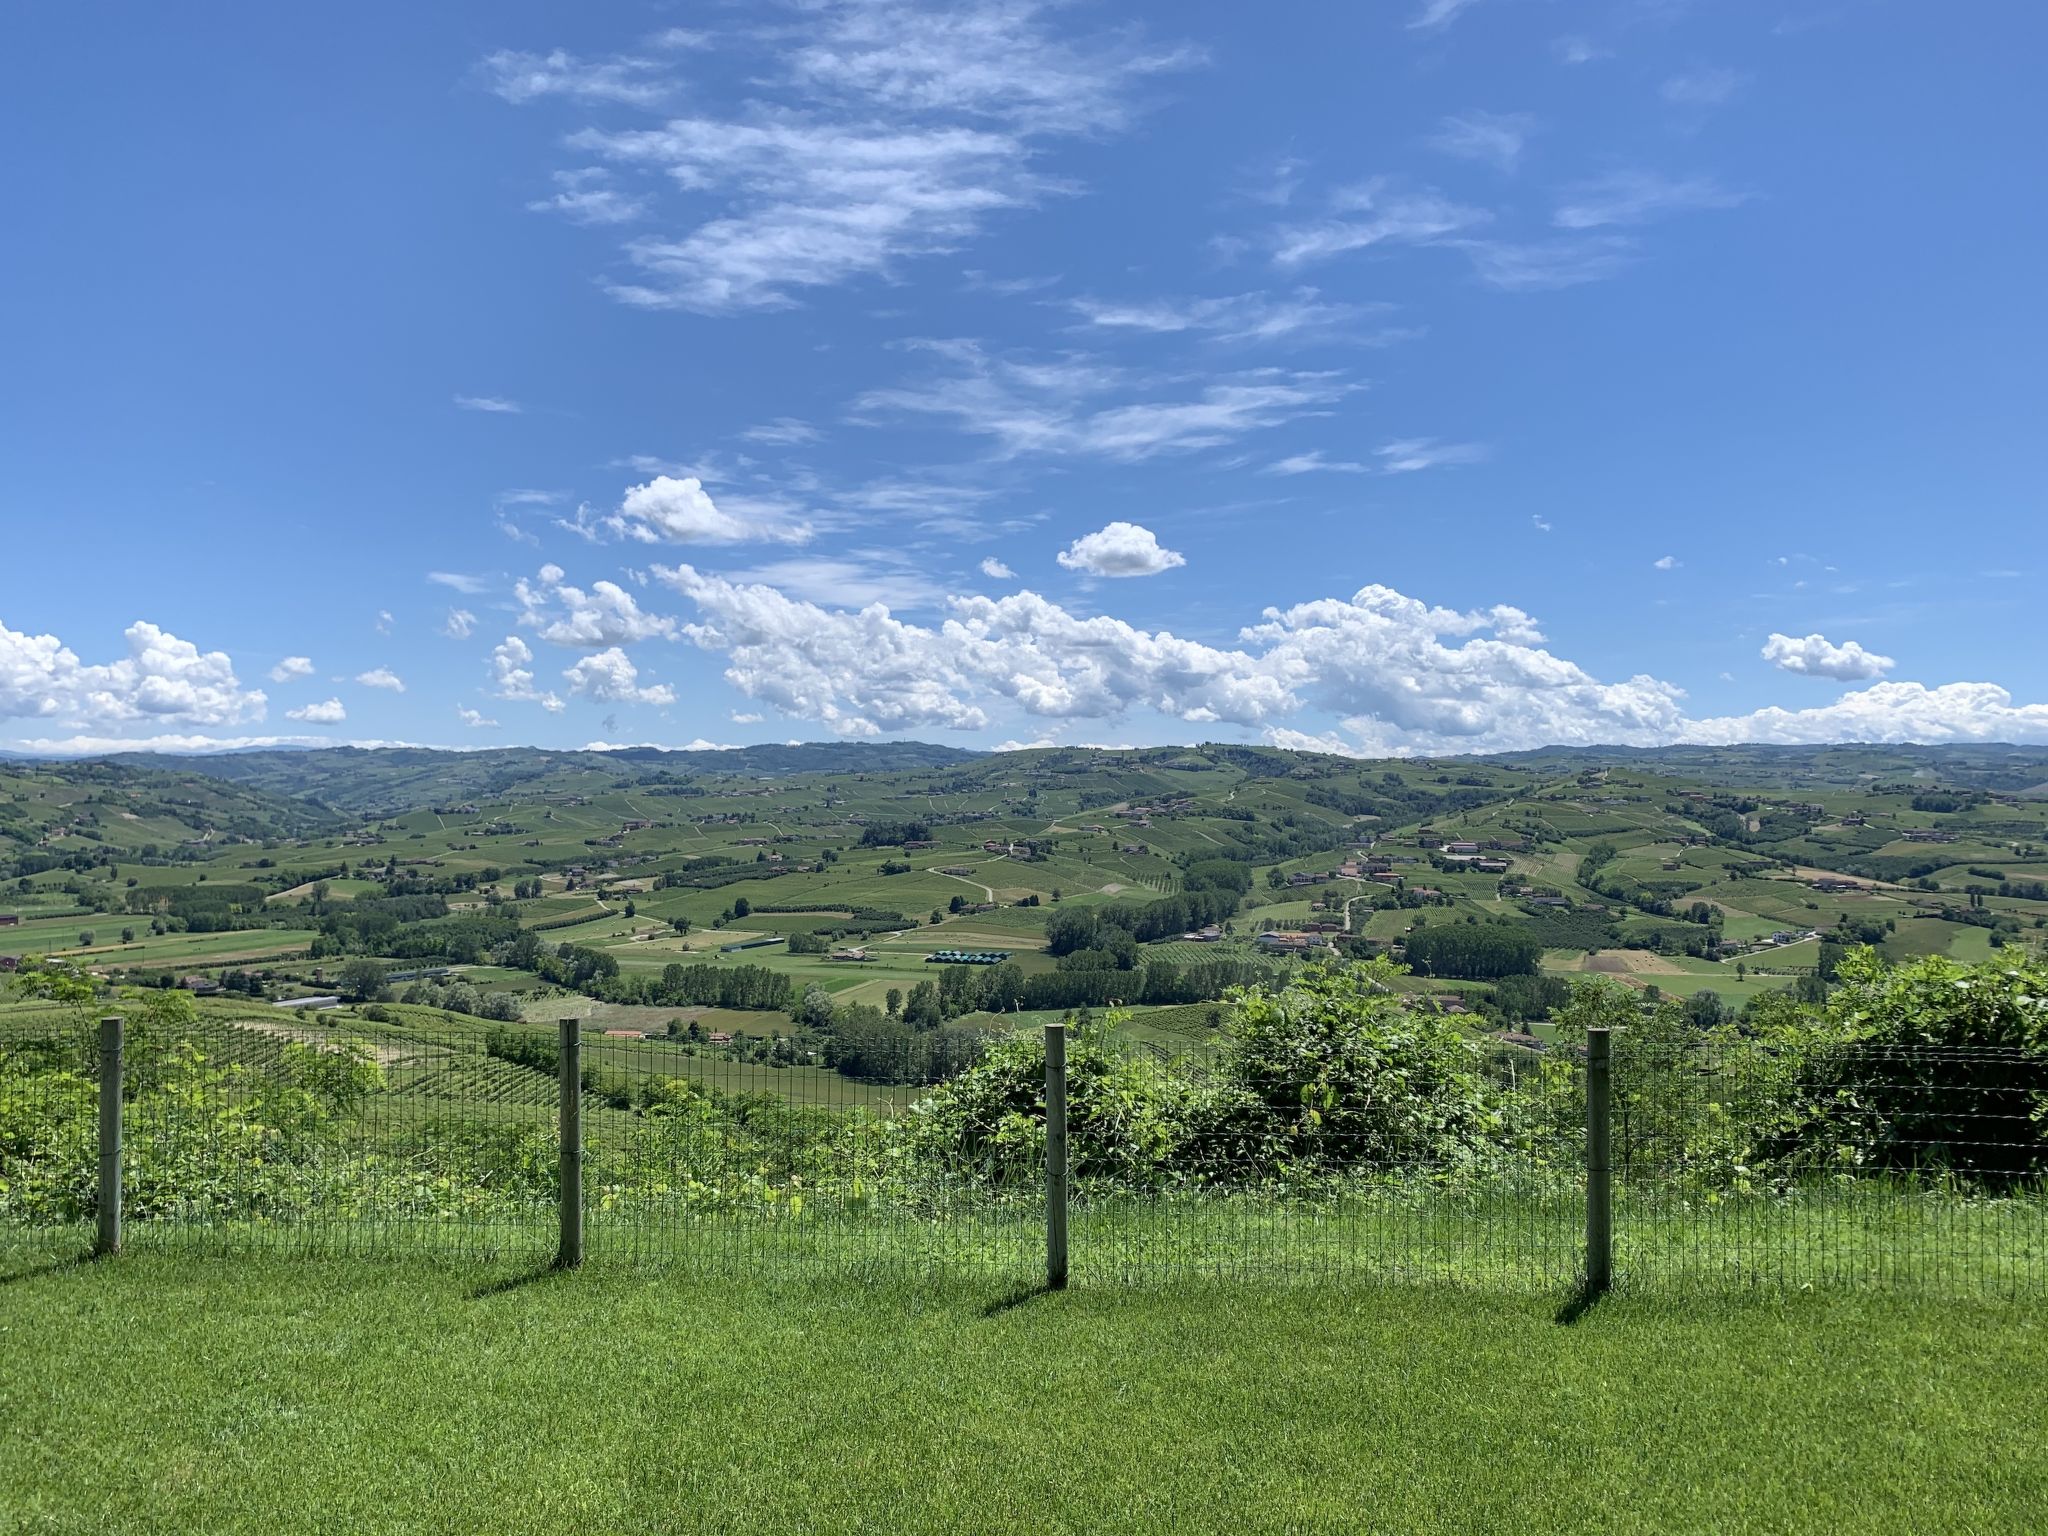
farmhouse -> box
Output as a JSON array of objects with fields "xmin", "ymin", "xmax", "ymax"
[
  {"xmin": 1255, "ymin": 931, "xmax": 1328, "ymax": 953},
  {"xmin": 829, "ymin": 946, "xmax": 870, "ymax": 961}
]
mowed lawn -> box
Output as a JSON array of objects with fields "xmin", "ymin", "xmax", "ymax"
[{"xmin": 2, "ymin": 1254, "xmax": 2044, "ymax": 1535}]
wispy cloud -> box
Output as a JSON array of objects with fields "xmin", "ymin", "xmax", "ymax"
[
  {"xmin": 1552, "ymin": 36, "xmax": 1610, "ymax": 66},
  {"xmin": 1266, "ymin": 450, "xmax": 1369, "ymax": 475},
  {"xmin": 502, "ymin": 4, "xmax": 1201, "ymax": 314},
  {"xmin": 1409, "ymin": 0, "xmax": 1482, "ymax": 33},
  {"xmin": 1428, "ymin": 111, "xmax": 1537, "ymax": 174},
  {"xmin": 1661, "ymin": 66, "xmax": 1747, "ymax": 109},
  {"xmin": 1065, "ymin": 288, "xmax": 1390, "ymax": 346},
  {"xmin": 454, "ymin": 394, "xmax": 523, "ymax": 414},
  {"xmin": 1454, "ymin": 235, "xmax": 1637, "ymax": 291},
  {"xmin": 527, "ymin": 168, "xmax": 646, "ymax": 225},
  {"xmin": 428, "ymin": 571, "xmax": 489, "ymax": 595},
  {"xmin": 479, "ymin": 48, "xmax": 673, "ymax": 108},
  {"xmin": 741, "ymin": 417, "xmax": 823, "ymax": 446},
  {"xmin": 1375, "ymin": 438, "xmax": 1488, "ymax": 474},
  {"xmin": 444, "ymin": 609, "xmax": 478, "ymax": 640},
  {"xmin": 1271, "ymin": 179, "xmax": 1489, "ymax": 267},
  {"xmin": 856, "ymin": 341, "xmax": 1355, "ymax": 461},
  {"xmin": 1554, "ymin": 171, "xmax": 1746, "ymax": 229}
]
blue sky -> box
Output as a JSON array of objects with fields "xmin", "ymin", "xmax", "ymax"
[{"xmin": 4, "ymin": 0, "xmax": 2045, "ymax": 756}]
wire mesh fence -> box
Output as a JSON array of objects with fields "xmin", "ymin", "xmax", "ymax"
[{"xmin": 1, "ymin": 1001, "xmax": 2043, "ymax": 1296}]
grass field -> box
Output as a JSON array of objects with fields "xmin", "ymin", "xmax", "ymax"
[{"xmin": 1, "ymin": 1253, "xmax": 2042, "ymax": 1534}]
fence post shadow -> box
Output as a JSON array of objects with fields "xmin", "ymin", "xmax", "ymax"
[
  {"xmin": 0, "ymin": 1251, "xmax": 95, "ymax": 1288},
  {"xmin": 981, "ymin": 1278, "xmax": 1058, "ymax": 1317},
  {"xmin": 1554, "ymin": 1275, "xmax": 1609, "ymax": 1325},
  {"xmin": 467, "ymin": 1262, "xmax": 577, "ymax": 1300}
]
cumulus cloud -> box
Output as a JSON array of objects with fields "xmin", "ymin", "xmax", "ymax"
[
  {"xmin": 269, "ymin": 656, "xmax": 315, "ymax": 683},
  {"xmin": 563, "ymin": 647, "xmax": 678, "ymax": 707},
  {"xmin": 455, "ymin": 705, "xmax": 499, "ymax": 729},
  {"xmin": 488, "ymin": 635, "xmax": 565, "ymax": 713},
  {"xmin": 646, "ymin": 566, "xmax": 2048, "ymax": 750},
  {"xmin": 601, "ymin": 475, "xmax": 812, "ymax": 545},
  {"xmin": 1653, "ymin": 555, "xmax": 1680, "ymax": 571},
  {"xmin": 355, "ymin": 668, "xmax": 406, "ymax": 692},
  {"xmin": 1761, "ymin": 632, "xmax": 1896, "ymax": 681},
  {"xmin": 979, "ymin": 556, "xmax": 1016, "ymax": 580},
  {"xmin": 515, "ymin": 564, "xmax": 678, "ymax": 647},
  {"xmin": 285, "ymin": 698, "xmax": 347, "ymax": 724},
  {"xmin": 1056, "ymin": 522, "xmax": 1186, "ymax": 578},
  {"xmin": 0, "ymin": 619, "xmax": 267, "ymax": 728}
]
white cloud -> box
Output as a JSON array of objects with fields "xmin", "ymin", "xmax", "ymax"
[
  {"xmin": 0, "ymin": 619, "xmax": 267, "ymax": 728},
  {"xmin": 1688, "ymin": 683, "xmax": 2048, "ymax": 746},
  {"xmin": 1531, "ymin": 515, "xmax": 1553, "ymax": 533},
  {"xmin": 1376, "ymin": 438, "xmax": 1487, "ymax": 474},
  {"xmin": 480, "ymin": 48, "xmax": 672, "ymax": 108},
  {"xmin": 741, "ymin": 417, "xmax": 822, "ymax": 446},
  {"xmin": 1266, "ymin": 450, "xmax": 1368, "ymax": 475},
  {"xmin": 528, "ymin": 167, "xmax": 647, "ymax": 225},
  {"xmin": 730, "ymin": 711, "xmax": 764, "ymax": 725},
  {"xmin": 488, "ymin": 635, "xmax": 566, "ymax": 714},
  {"xmin": 601, "ymin": 475, "xmax": 812, "ymax": 545},
  {"xmin": 648, "ymin": 565, "xmax": 2048, "ymax": 750},
  {"xmin": 721, "ymin": 555, "xmax": 943, "ymax": 610},
  {"xmin": 510, "ymin": 6, "xmax": 1198, "ymax": 313},
  {"xmin": 1661, "ymin": 67, "xmax": 1746, "ymax": 109},
  {"xmin": 1429, "ymin": 112, "xmax": 1536, "ymax": 174},
  {"xmin": 428, "ymin": 571, "xmax": 489, "ymax": 595},
  {"xmin": 1554, "ymin": 171, "xmax": 1746, "ymax": 229},
  {"xmin": 515, "ymin": 564, "xmax": 679, "ymax": 647},
  {"xmin": 355, "ymin": 668, "xmax": 406, "ymax": 692},
  {"xmin": 1456, "ymin": 235, "xmax": 1637, "ymax": 290},
  {"xmin": 1271, "ymin": 179, "xmax": 1489, "ymax": 268},
  {"xmin": 285, "ymin": 698, "xmax": 347, "ymax": 724},
  {"xmin": 454, "ymin": 395, "xmax": 523, "ymax": 414},
  {"xmin": 444, "ymin": 609, "xmax": 478, "ymax": 640},
  {"xmin": 859, "ymin": 343, "xmax": 1355, "ymax": 460},
  {"xmin": 1552, "ymin": 36, "xmax": 1610, "ymax": 65},
  {"xmin": 1409, "ymin": 0, "xmax": 1481, "ymax": 32},
  {"xmin": 1056, "ymin": 522, "xmax": 1186, "ymax": 579},
  {"xmin": 563, "ymin": 647, "xmax": 677, "ymax": 707},
  {"xmin": 1761, "ymin": 632, "xmax": 1896, "ymax": 681},
  {"xmin": 455, "ymin": 705, "xmax": 499, "ymax": 729},
  {"xmin": 979, "ymin": 556, "xmax": 1016, "ymax": 580},
  {"xmin": 269, "ymin": 656, "xmax": 314, "ymax": 683},
  {"xmin": 1065, "ymin": 288, "xmax": 1377, "ymax": 345},
  {"xmin": 1653, "ymin": 556, "xmax": 1680, "ymax": 571},
  {"xmin": 992, "ymin": 738, "xmax": 1058, "ymax": 752}
]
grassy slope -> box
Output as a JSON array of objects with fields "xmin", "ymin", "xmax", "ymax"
[{"xmin": 2, "ymin": 1255, "xmax": 2043, "ymax": 1535}]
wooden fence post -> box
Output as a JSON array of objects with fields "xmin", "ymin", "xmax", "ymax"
[
  {"xmin": 557, "ymin": 1019, "xmax": 583, "ymax": 1268},
  {"xmin": 1585, "ymin": 1026, "xmax": 1613, "ymax": 1295},
  {"xmin": 1045, "ymin": 1022, "xmax": 1068, "ymax": 1290},
  {"xmin": 95, "ymin": 1016, "xmax": 123, "ymax": 1259}
]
